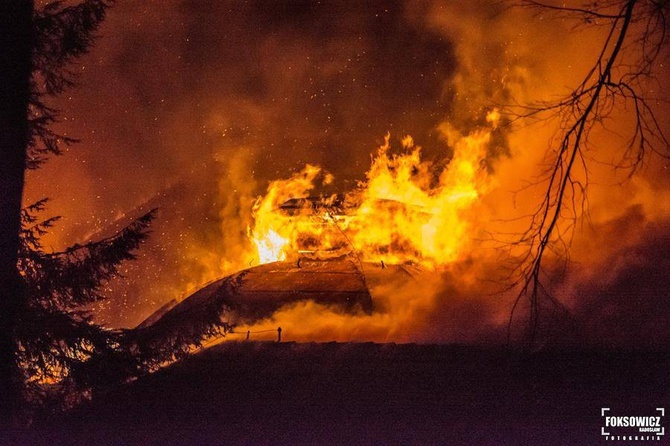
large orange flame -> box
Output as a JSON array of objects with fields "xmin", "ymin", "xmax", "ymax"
[{"xmin": 248, "ymin": 111, "xmax": 498, "ymax": 268}]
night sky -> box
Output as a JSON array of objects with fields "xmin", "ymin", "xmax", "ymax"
[{"xmin": 23, "ymin": 0, "xmax": 670, "ymax": 346}]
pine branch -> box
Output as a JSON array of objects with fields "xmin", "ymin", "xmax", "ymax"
[
  {"xmin": 16, "ymin": 206, "xmax": 157, "ymax": 409},
  {"xmin": 130, "ymin": 279, "xmax": 235, "ymax": 369},
  {"xmin": 33, "ymin": 0, "xmax": 114, "ymax": 95},
  {"xmin": 20, "ymin": 209, "xmax": 157, "ymax": 310},
  {"xmin": 28, "ymin": 0, "xmax": 114, "ymax": 169}
]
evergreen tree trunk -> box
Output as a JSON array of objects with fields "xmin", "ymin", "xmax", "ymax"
[{"xmin": 0, "ymin": 0, "xmax": 34, "ymax": 426}]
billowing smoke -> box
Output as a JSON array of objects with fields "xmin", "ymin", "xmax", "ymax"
[{"xmin": 23, "ymin": 1, "xmax": 670, "ymax": 347}]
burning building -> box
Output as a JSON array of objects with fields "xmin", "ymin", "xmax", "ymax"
[
  {"xmin": 249, "ymin": 125, "xmax": 494, "ymax": 270},
  {"xmin": 133, "ymin": 118, "xmax": 496, "ymax": 343},
  {"xmin": 19, "ymin": 0, "xmax": 670, "ymax": 351}
]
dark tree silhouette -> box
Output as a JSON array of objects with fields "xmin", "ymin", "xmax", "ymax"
[
  {"xmin": 505, "ymin": 0, "xmax": 670, "ymax": 343},
  {"xmin": 0, "ymin": 0, "xmax": 34, "ymax": 428},
  {"xmin": 17, "ymin": 201, "xmax": 156, "ymax": 410},
  {"xmin": 0, "ymin": 0, "xmax": 155, "ymax": 425},
  {"xmin": 1, "ymin": 2, "xmax": 235, "ymax": 426},
  {"xmin": 30, "ymin": 0, "xmax": 112, "ymax": 168}
]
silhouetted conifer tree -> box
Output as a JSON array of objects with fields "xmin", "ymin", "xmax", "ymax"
[
  {"xmin": 0, "ymin": 0, "xmax": 157, "ymax": 424},
  {"xmin": 2, "ymin": 1, "xmax": 234, "ymax": 425},
  {"xmin": 18, "ymin": 200, "xmax": 156, "ymax": 410}
]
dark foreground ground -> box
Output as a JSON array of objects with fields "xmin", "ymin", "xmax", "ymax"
[{"xmin": 14, "ymin": 342, "xmax": 670, "ymax": 445}]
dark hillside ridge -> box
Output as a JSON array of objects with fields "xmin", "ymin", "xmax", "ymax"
[{"xmin": 24, "ymin": 342, "xmax": 670, "ymax": 445}]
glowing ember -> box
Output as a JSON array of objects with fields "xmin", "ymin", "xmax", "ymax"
[{"xmin": 248, "ymin": 111, "xmax": 497, "ymax": 268}]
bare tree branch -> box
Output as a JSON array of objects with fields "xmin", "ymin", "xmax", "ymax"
[{"xmin": 504, "ymin": 0, "xmax": 670, "ymax": 345}]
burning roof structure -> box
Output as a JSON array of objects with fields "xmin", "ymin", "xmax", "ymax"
[
  {"xmin": 132, "ymin": 255, "xmax": 424, "ymax": 347},
  {"xmin": 133, "ymin": 124, "xmax": 493, "ymax": 344},
  {"xmin": 162, "ymin": 256, "xmax": 373, "ymax": 325}
]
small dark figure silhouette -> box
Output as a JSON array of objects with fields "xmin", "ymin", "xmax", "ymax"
[
  {"xmin": 277, "ymin": 326, "xmax": 282, "ymax": 343},
  {"xmin": 246, "ymin": 330, "xmax": 250, "ymax": 341}
]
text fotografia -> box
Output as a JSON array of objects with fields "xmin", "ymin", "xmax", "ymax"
[{"xmin": 601, "ymin": 408, "xmax": 665, "ymax": 441}]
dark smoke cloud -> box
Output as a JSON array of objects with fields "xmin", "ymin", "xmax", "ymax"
[
  {"xmin": 555, "ymin": 206, "xmax": 670, "ymax": 348},
  {"xmin": 107, "ymin": 0, "xmax": 457, "ymax": 183}
]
